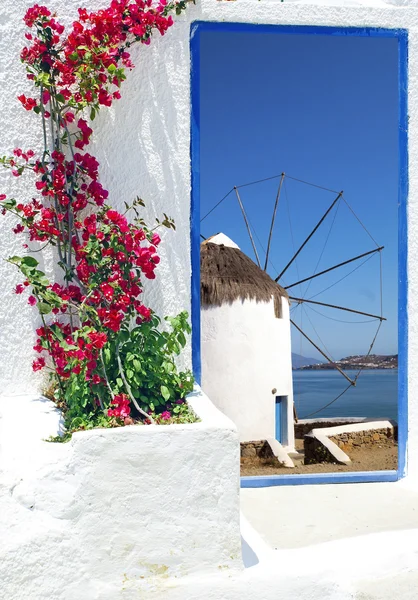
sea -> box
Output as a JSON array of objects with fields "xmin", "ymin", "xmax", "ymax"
[{"xmin": 292, "ymin": 369, "xmax": 398, "ymax": 422}]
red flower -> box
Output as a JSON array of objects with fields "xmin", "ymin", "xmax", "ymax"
[
  {"xmin": 100, "ymin": 282, "xmax": 114, "ymax": 301},
  {"xmin": 108, "ymin": 393, "xmax": 131, "ymax": 418},
  {"xmin": 17, "ymin": 94, "xmax": 37, "ymax": 111},
  {"xmin": 32, "ymin": 357, "xmax": 45, "ymax": 372},
  {"xmin": 15, "ymin": 284, "xmax": 25, "ymax": 294},
  {"xmin": 24, "ymin": 5, "xmax": 51, "ymax": 28},
  {"xmin": 88, "ymin": 331, "xmax": 107, "ymax": 349},
  {"xmin": 28, "ymin": 295, "xmax": 37, "ymax": 306}
]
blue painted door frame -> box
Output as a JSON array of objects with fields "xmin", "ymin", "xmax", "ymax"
[
  {"xmin": 275, "ymin": 396, "xmax": 288, "ymax": 445},
  {"xmin": 190, "ymin": 22, "xmax": 408, "ymax": 486}
]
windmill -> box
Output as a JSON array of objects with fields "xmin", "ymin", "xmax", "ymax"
[{"xmin": 200, "ymin": 172, "xmax": 386, "ymax": 421}]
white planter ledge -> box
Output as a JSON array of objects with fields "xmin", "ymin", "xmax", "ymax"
[{"xmin": 0, "ymin": 387, "xmax": 242, "ymax": 600}]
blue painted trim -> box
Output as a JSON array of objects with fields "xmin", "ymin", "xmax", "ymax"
[
  {"xmin": 191, "ymin": 21, "xmax": 406, "ymax": 40},
  {"xmin": 190, "ymin": 23, "xmax": 201, "ymax": 385},
  {"xmin": 275, "ymin": 397, "xmax": 282, "ymax": 443},
  {"xmin": 190, "ymin": 22, "xmax": 409, "ymax": 486},
  {"xmin": 397, "ymin": 30, "xmax": 408, "ymax": 478},
  {"xmin": 241, "ymin": 470, "xmax": 399, "ymax": 488}
]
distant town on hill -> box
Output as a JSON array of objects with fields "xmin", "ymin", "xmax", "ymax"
[
  {"xmin": 291, "ymin": 353, "xmax": 324, "ymax": 369},
  {"xmin": 293, "ymin": 354, "xmax": 398, "ymax": 371}
]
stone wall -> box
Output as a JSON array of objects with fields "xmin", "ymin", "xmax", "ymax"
[
  {"xmin": 240, "ymin": 440, "xmax": 286, "ymax": 467},
  {"xmin": 330, "ymin": 427, "xmax": 397, "ymax": 453},
  {"xmin": 241, "ymin": 440, "xmax": 275, "ymax": 459},
  {"xmin": 304, "ymin": 435, "xmax": 339, "ymax": 465},
  {"xmin": 304, "ymin": 426, "xmax": 397, "ymax": 465}
]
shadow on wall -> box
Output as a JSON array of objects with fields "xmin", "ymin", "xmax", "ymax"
[
  {"xmin": 90, "ymin": 23, "xmax": 192, "ymax": 334},
  {"xmin": 241, "ymin": 536, "xmax": 259, "ymax": 568}
]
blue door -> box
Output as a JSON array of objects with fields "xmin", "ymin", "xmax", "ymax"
[{"xmin": 275, "ymin": 396, "xmax": 287, "ymax": 444}]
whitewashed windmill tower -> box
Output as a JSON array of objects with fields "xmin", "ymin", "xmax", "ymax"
[{"xmin": 200, "ymin": 233, "xmax": 295, "ymax": 450}]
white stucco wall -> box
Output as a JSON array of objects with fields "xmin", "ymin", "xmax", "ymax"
[
  {"xmin": 0, "ymin": 0, "xmax": 195, "ymax": 395},
  {"xmin": 201, "ymin": 296, "xmax": 295, "ymax": 448},
  {"xmin": 1, "ymin": 1, "xmax": 418, "ymax": 599},
  {"xmin": 0, "ymin": 388, "xmax": 242, "ymax": 600}
]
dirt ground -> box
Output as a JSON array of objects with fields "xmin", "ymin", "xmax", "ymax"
[{"xmin": 240, "ymin": 439, "xmax": 398, "ymax": 476}]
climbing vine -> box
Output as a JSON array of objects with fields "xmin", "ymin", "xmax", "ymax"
[{"xmin": 0, "ymin": 1, "xmax": 195, "ymax": 431}]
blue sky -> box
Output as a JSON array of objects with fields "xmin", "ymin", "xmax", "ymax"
[{"xmin": 199, "ymin": 29, "xmax": 399, "ymax": 361}]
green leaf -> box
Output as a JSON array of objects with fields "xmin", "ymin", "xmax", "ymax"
[
  {"xmin": 161, "ymin": 385, "xmax": 170, "ymax": 401},
  {"xmin": 133, "ymin": 359, "xmax": 141, "ymax": 372},
  {"xmin": 37, "ymin": 275, "xmax": 50, "ymax": 287},
  {"xmin": 126, "ymin": 369, "xmax": 134, "ymax": 381},
  {"xmin": 2, "ymin": 198, "xmax": 17, "ymax": 210},
  {"xmin": 118, "ymin": 329, "xmax": 129, "ymax": 343},
  {"xmin": 108, "ymin": 64, "xmax": 116, "ymax": 74},
  {"xmin": 56, "ymin": 94, "xmax": 65, "ymax": 103},
  {"xmin": 8, "ymin": 256, "xmax": 22, "ymax": 265},
  {"xmin": 38, "ymin": 302, "xmax": 51, "ymax": 314},
  {"xmin": 177, "ymin": 332, "xmax": 186, "ymax": 348},
  {"xmin": 51, "ymin": 326, "xmax": 64, "ymax": 341},
  {"xmin": 21, "ymin": 256, "xmax": 38, "ymax": 268}
]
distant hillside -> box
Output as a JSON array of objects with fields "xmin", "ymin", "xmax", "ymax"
[
  {"xmin": 292, "ymin": 353, "xmax": 324, "ymax": 370},
  {"xmin": 297, "ymin": 354, "xmax": 398, "ymax": 371}
]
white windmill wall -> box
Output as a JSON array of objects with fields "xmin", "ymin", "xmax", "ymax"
[{"xmin": 201, "ymin": 295, "xmax": 295, "ymax": 449}]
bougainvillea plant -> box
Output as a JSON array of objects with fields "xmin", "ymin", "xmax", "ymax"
[{"xmin": 0, "ymin": 0, "xmax": 196, "ymax": 432}]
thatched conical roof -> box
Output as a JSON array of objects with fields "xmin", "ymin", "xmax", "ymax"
[{"xmin": 200, "ymin": 234, "xmax": 289, "ymax": 318}]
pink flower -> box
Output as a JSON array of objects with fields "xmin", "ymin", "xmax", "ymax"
[
  {"xmin": 32, "ymin": 357, "xmax": 45, "ymax": 372},
  {"xmin": 152, "ymin": 232, "xmax": 161, "ymax": 246},
  {"xmin": 64, "ymin": 111, "xmax": 75, "ymax": 123},
  {"xmin": 107, "ymin": 393, "xmax": 131, "ymax": 419},
  {"xmin": 15, "ymin": 284, "xmax": 25, "ymax": 294},
  {"xmin": 28, "ymin": 295, "xmax": 36, "ymax": 306},
  {"xmin": 160, "ymin": 411, "xmax": 171, "ymax": 421}
]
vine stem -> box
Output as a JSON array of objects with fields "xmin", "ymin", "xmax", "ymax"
[
  {"xmin": 47, "ymin": 87, "xmax": 67, "ymax": 266},
  {"xmin": 39, "ymin": 313, "xmax": 65, "ymax": 396},
  {"xmin": 100, "ymin": 348, "xmax": 115, "ymax": 401},
  {"xmin": 116, "ymin": 343, "xmax": 155, "ymax": 424},
  {"xmin": 51, "ymin": 91, "xmax": 74, "ymax": 284},
  {"xmin": 39, "ymin": 84, "xmax": 49, "ymax": 170}
]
